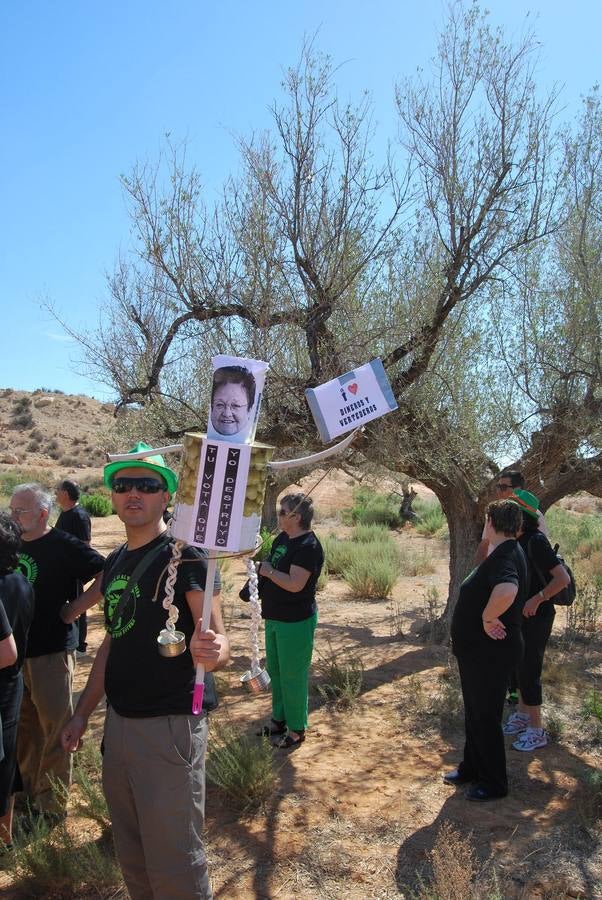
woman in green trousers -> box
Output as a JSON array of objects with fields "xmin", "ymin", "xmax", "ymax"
[{"xmin": 257, "ymin": 493, "xmax": 324, "ymax": 748}]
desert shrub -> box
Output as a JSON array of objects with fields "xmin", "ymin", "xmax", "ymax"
[
  {"xmin": 322, "ymin": 534, "xmax": 357, "ymax": 574},
  {"xmin": 315, "ymin": 641, "xmax": 363, "ymax": 708},
  {"xmin": 399, "ymin": 548, "xmax": 436, "ymax": 576},
  {"xmin": 342, "ymin": 552, "xmax": 398, "ymax": 598},
  {"xmin": 577, "ymin": 769, "xmax": 602, "ymax": 828},
  {"xmin": 8, "ymin": 809, "xmax": 121, "ymax": 897},
  {"xmin": 563, "ymin": 582, "xmax": 601, "ymax": 643},
  {"xmin": 316, "ymin": 563, "xmax": 329, "ymax": 592},
  {"xmin": 347, "ymin": 485, "xmax": 401, "ymax": 528},
  {"xmin": 546, "ymin": 507, "xmax": 602, "ymax": 560},
  {"xmin": 0, "ymin": 467, "xmax": 55, "ymax": 501},
  {"xmin": 206, "ymin": 721, "xmax": 275, "ymax": 810},
  {"xmin": 351, "ymin": 522, "xmax": 390, "ymax": 543},
  {"xmin": 253, "ymin": 526, "xmax": 275, "ymax": 562},
  {"xmin": 414, "ymin": 499, "xmax": 447, "ymax": 536},
  {"xmin": 388, "ymin": 600, "xmax": 405, "ymax": 638},
  {"xmin": 12, "ymin": 396, "xmax": 32, "ymax": 411},
  {"xmin": 582, "ymin": 688, "xmax": 602, "ymax": 724},
  {"xmin": 59, "ymin": 454, "xmax": 80, "ymax": 467},
  {"xmin": 421, "ymin": 586, "xmax": 442, "ymax": 642},
  {"xmin": 417, "ymin": 822, "xmax": 478, "ymax": 900},
  {"xmin": 80, "ymin": 493, "xmax": 113, "ymax": 517},
  {"xmin": 12, "ymin": 410, "xmax": 35, "ymax": 429},
  {"xmin": 576, "ymin": 549, "xmax": 602, "ymax": 590},
  {"xmin": 47, "ymin": 438, "xmax": 59, "ymax": 451},
  {"xmin": 398, "ymin": 659, "xmax": 462, "ymax": 734},
  {"xmin": 27, "ymin": 438, "xmax": 41, "ymax": 452}
]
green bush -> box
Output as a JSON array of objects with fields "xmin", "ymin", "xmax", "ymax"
[
  {"xmin": 546, "ymin": 507, "xmax": 602, "ymax": 560},
  {"xmin": 349, "ymin": 486, "xmax": 401, "ymax": 528},
  {"xmin": 315, "ymin": 641, "xmax": 363, "ymax": 708},
  {"xmin": 414, "ymin": 499, "xmax": 447, "ymax": 536},
  {"xmin": 316, "ymin": 563, "xmax": 329, "ymax": 592},
  {"xmin": 80, "ymin": 492, "xmax": 113, "ymax": 517},
  {"xmin": 253, "ymin": 526, "xmax": 275, "ymax": 562},
  {"xmin": 399, "ymin": 548, "xmax": 435, "ymax": 576},
  {"xmin": 322, "ymin": 534, "xmax": 357, "ymax": 575},
  {"xmin": 206, "ymin": 721, "xmax": 275, "ymax": 810},
  {"xmin": 0, "ymin": 467, "xmax": 55, "ymax": 504},
  {"xmin": 582, "ymin": 688, "xmax": 602, "ymax": 723},
  {"xmin": 351, "ymin": 523, "xmax": 390, "ymax": 543},
  {"xmin": 342, "ymin": 543, "xmax": 399, "ymax": 598}
]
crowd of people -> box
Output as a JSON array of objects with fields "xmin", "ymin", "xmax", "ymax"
[{"xmin": 0, "ymin": 456, "xmax": 571, "ymax": 896}]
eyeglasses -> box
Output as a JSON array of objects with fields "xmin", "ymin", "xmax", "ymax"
[
  {"xmin": 213, "ymin": 402, "xmax": 247, "ymax": 413},
  {"xmin": 496, "ymin": 483, "xmax": 512, "ymax": 491},
  {"xmin": 10, "ymin": 507, "xmax": 34, "ymax": 516},
  {"xmin": 112, "ymin": 477, "xmax": 165, "ymax": 494},
  {"xmin": 278, "ymin": 508, "xmax": 295, "ymax": 517}
]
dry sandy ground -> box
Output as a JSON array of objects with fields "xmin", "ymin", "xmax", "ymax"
[{"xmin": 1, "ymin": 470, "xmax": 600, "ymax": 898}]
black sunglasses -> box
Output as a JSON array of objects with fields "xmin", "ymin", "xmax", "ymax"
[
  {"xmin": 496, "ymin": 482, "xmax": 513, "ymax": 491},
  {"xmin": 112, "ymin": 476, "xmax": 165, "ymax": 494}
]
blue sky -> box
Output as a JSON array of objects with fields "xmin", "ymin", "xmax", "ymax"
[{"xmin": 1, "ymin": 0, "xmax": 600, "ymax": 400}]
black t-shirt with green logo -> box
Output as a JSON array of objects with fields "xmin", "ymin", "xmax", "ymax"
[
  {"xmin": 18, "ymin": 529, "xmax": 105, "ymax": 657},
  {"xmin": 101, "ymin": 534, "xmax": 220, "ymax": 717},
  {"xmin": 0, "ymin": 570, "xmax": 34, "ymax": 674},
  {"xmin": 260, "ymin": 531, "xmax": 324, "ymax": 623},
  {"xmin": 451, "ymin": 539, "xmax": 528, "ymax": 654}
]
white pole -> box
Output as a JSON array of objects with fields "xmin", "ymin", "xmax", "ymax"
[{"xmin": 191, "ymin": 555, "xmax": 219, "ymax": 715}]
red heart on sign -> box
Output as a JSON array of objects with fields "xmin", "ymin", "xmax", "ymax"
[{"xmin": 348, "ymin": 383, "xmax": 358, "ymax": 395}]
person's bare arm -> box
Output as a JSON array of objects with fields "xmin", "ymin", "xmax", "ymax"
[
  {"xmin": 60, "ymin": 573, "xmax": 103, "ymax": 623},
  {"xmin": 523, "ymin": 563, "xmax": 570, "ymax": 617},
  {"xmin": 187, "ymin": 589, "xmax": 230, "ymax": 671},
  {"xmin": 61, "ymin": 632, "xmax": 111, "ymax": 751},
  {"xmin": 257, "ymin": 562, "xmax": 312, "ymax": 593},
  {"xmin": 0, "ymin": 633, "xmax": 17, "ymax": 669},
  {"xmin": 482, "ymin": 582, "xmax": 519, "ymax": 639}
]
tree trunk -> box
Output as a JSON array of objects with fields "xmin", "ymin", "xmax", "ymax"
[
  {"xmin": 426, "ymin": 489, "xmax": 483, "ymax": 641},
  {"xmin": 261, "ymin": 475, "xmax": 281, "ymax": 532}
]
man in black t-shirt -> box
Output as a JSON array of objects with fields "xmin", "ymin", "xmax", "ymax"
[
  {"xmin": 55, "ymin": 479, "xmax": 92, "ymax": 653},
  {"xmin": 61, "ymin": 442, "xmax": 229, "ymax": 900},
  {"xmin": 10, "ymin": 483, "xmax": 104, "ymax": 816}
]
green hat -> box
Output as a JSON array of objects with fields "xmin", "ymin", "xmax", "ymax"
[
  {"xmin": 512, "ymin": 488, "xmax": 540, "ymax": 521},
  {"xmin": 103, "ymin": 442, "xmax": 178, "ymax": 495}
]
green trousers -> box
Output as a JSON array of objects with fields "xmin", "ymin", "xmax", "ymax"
[{"xmin": 264, "ymin": 613, "xmax": 317, "ymax": 733}]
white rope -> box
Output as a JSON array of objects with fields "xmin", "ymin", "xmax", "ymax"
[
  {"xmin": 245, "ymin": 557, "xmax": 262, "ymax": 675},
  {"xmin": 162, "ymin": 539, "xmax": 184, "ymax": 633}
]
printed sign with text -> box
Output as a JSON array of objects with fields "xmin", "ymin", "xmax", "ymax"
[{"xmin": 305, "ymin": 359, "xmax": 398, "ymax": 443}]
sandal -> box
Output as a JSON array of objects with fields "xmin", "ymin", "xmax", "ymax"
[
  {"xmin": 275, "ymin": 730, "xmax": 305, "ymax": 749},
  {"xmin": 256, "ymin": 719, "xmax": 286, "ymax": 737}
]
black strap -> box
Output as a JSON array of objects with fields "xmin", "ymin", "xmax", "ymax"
[
  {"xmin": 526, "ymin": 535, "xmax": 557, "ymax": 591},
  {"xmin": 106, "ymin": 536, "xmax": 172, "ymax": 625}
]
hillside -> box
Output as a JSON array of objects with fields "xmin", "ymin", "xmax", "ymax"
[{"xmin": 0, "ymin": 387, "xmax": 115, "ymax": 480}]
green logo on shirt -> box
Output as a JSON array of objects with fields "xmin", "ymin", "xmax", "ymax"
[
  {"xmin": 17, "ymin": 553, "xmax": 38, "ymax": 585},
  {"xmin": 270, "ymin": 545, "xmax": 287, "ymax": 567},
  {"xmin": 105, "ymin": 575, "xmax": 140, "ymax": 639}
]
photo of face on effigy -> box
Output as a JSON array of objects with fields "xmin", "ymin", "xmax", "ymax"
[
  {"xmin": 210, "ymin": 366, "xmax": 255, "ymax": 437},
  {"xmin": 206, "ymin": 356, "xmax": 269, "ymax": 444}
]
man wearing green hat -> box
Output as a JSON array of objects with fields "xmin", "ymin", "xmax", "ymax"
[{"xmin": 62, "ymin": 443, "xmax": 229, "ymax": 899}]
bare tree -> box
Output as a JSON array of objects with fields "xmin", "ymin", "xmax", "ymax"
[{"xmin": 59, "ymin": 5, "xmax": 600, "ymax": 638}]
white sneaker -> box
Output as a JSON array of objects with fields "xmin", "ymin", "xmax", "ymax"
[
  {"xmin": 502, "ymin": 711, "xmax": 529, "ymax": 734},
  {"xmin": 512, "ymin": 727, "xmax": 548, "ymax": 751}
]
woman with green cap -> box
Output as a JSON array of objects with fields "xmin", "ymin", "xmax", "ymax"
[{"xmin": 503, "ymin": 489, "xmax": 570, "ymax": 752}]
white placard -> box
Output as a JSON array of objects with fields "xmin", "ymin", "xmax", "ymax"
[
  {"xmin": 172, "ymin": 439, "xmax": 253, "ymax": 551},
  {"xmin": 305, "ymin": 358, "xmax": 398, "ymax": 443}
]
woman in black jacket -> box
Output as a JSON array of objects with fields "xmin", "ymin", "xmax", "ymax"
[{"xmin": 446, "ymin": 499, "xmax": 527, "ymax": 801}]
